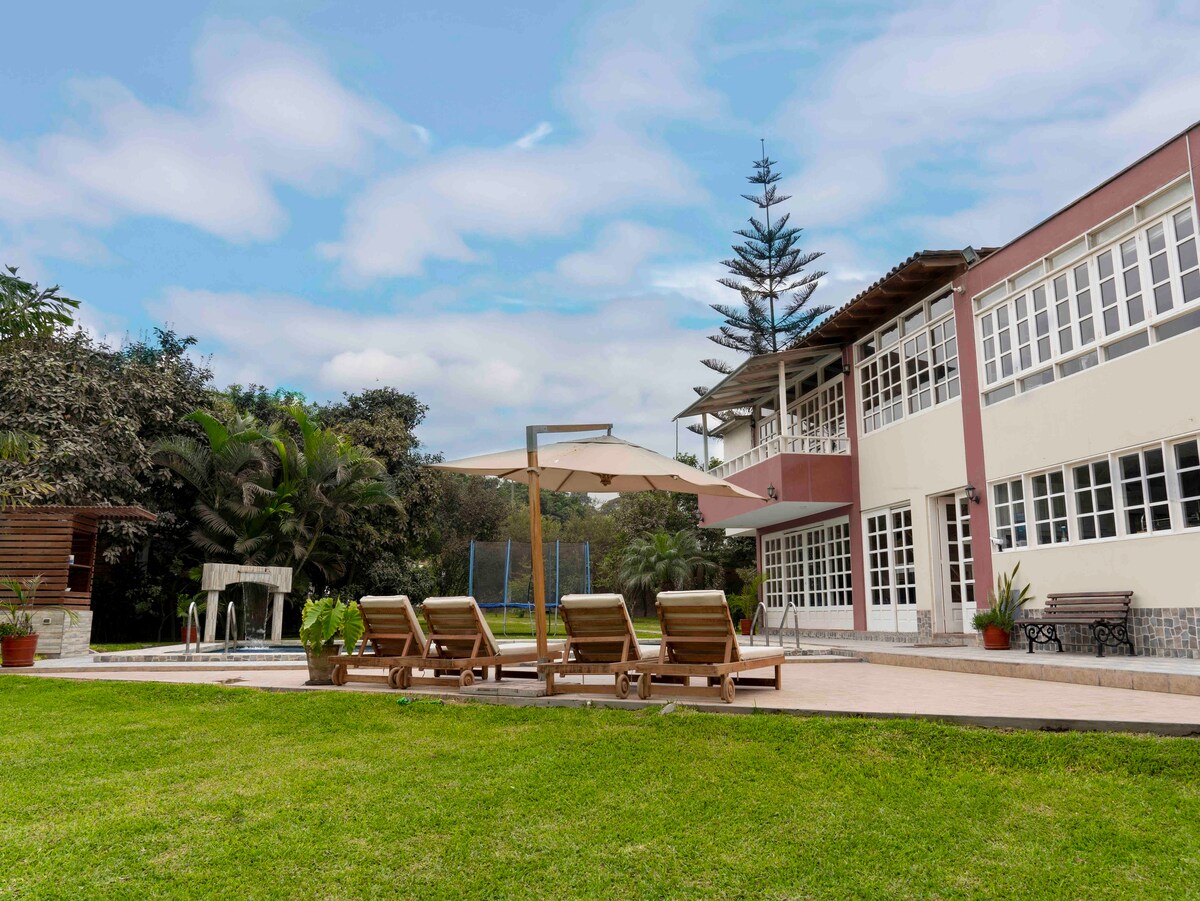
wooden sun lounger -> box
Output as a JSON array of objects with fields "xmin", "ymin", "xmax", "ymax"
[
  {"xmin": 400, "ymin": 596, "xmax": 565, "ymax": 689},
  {"xmin": 631, "ymin": 590, "xmax": 786, "ymax": 703},
  {"xmin": 329, "ymin": 596, "xmax": 426, "ymax": 689},
  {"xmin": 536, "ymin": 594, "xmax": 659, "ymax": 699}
]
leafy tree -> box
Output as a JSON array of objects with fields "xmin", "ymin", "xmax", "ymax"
[
  {"xmin": 704, "ymin": 145, "xmax": 829, "ymax": 373},
  {"xmin": 0, "ymin": 266, "xmax": 80, "ymax": 340},
  {"xmin": 0, "ymin": 430, "xmax": 52, "ymax": 509},
  {"xmin": 618, "ymin": 529, "xmax": 718, "ymax": 616}
]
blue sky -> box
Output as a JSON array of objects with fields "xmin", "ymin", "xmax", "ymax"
[{"xmin": 4, "ymin": 1, "xmax": 1199, "ymax": 458}]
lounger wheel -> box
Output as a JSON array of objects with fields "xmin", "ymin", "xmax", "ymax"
[
  {"xmin": 458, "ymin": 670, "xmax": 475, "ymax": 688},
  {"xmin": 387, "ymin": 666, "xmax": 411, "ymax": 690},
  {"xmin": 719, "ymin": 674, "xmax": 736, "ymax": 703},
  {"xmin": 637, "ymin": 672, "xmax": 652, "ymax": 700},
  {"xmin": 331, "ymin": 663, "xmax": 347, "ymax": 686},
  {"xmin": 615, "ymin": 673, "xmax": 631, "ymax": 699}
]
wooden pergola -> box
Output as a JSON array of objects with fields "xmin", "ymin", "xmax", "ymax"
[{"xmin": 0, "ymin": 506, "xmax": 157, "ymax": 608}]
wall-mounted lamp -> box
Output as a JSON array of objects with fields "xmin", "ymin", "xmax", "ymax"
[
  {"xmin": 965, "ymin": 484, "xmax": 981, "ymax": 505},
  {"xmin": 697, "ymin": 511, "xmax": 704, "ymax": 524},
  {"xmin": 767, "ymin": 483, "xmax": 777, "ymax": 500},
  {"xmin": 840, "ymin": 363, "xmax": 851, "ymax": 375}
]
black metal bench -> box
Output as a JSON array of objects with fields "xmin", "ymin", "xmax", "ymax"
[{"xmin": 1020, "ymin": 591, "xmax": 1134, "ymax": 657}]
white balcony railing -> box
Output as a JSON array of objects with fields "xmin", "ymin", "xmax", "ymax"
[{"xmin": 713, "ymin": 430, "xmax": 849, "ymax": 480}]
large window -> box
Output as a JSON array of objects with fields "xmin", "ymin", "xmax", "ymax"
[
  {"xmin": 977, "ymin": 183, "xmax": 1200, "ymax": 406},
  {"xmin": 763, "ymin": 520, "xmax": 853, "ymax": 611},
  {"xmin": 859, "ymin": 290, "xmax": 958, "ymax": 434},
  {"xmin": 865, "ymin": 506, "xmax": 915, "ymax": 606},
  {"xmin": 1174, "ymin": 439, "xmax": 1200, "ymax": 529},
  {"xmin": 992, "ymin": 479, "xmax": 1027, "ymax": 550},
  {"xmin": 990, "ymin": 432, "xmax": 1200, "ymax": 549},
  {"xmin": 793, "ymin": 377, "xmax": 846, "ymax": 454},
  {"xmin": 1030, "ymin": 470, "xmax": 1069, "ymax": 545},
  {"xmin": 1073, "ymin": 459, "xmax": 1117, "ymax": 540}
]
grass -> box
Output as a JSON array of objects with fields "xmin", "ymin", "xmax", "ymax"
[
  {"xmin": 3, "ymin": 679, "xmax": 1200, "ymax": 900},
  {"xmin": 89, "ymin": 642, "xmax": 173, "ymax": 652},
  {"xmin": 482, "ymin": 610, "xmax": 661, "ymax": 639}
]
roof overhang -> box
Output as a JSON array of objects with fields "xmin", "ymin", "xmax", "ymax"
[
  {"xmin": 801, "ymin": 249, "xmax": 987, "ymax": 348},
  {"xmin": 675, "ymin": 346, "xmax": 836, "ymax": 419}
]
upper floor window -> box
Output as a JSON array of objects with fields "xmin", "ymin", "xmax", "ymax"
[
  {"xmin": 858, "ymin": 290, "xmax": 958, "ymax": 434},
  {"xmin": 977, "ymin": 190, "xmax": 1200, "ymax": 407}
]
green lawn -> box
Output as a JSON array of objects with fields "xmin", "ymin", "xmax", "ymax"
[
  {"xmin": 89, "ymin": 642, "xmax": 174, "ymax": 652},
  {"xmin": 3, "ymin": 679, "xmax": 1200, "ymax": 900},
  {"xmin": 482, "ymin": 610, "xmax": 661, "ymax": 639}
]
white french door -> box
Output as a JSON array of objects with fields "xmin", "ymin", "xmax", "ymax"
[
  {"xmin": 933, "ymin": 495, "xmax": 975, "ymax": 633},
  {"xmin": 864, "ymin": 506, "xmax": 917, "ymax": 632}
]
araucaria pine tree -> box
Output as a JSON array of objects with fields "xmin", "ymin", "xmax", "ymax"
[{"xmin": 702, "ymin": 145, "xmax": 829, "ymax": 376}]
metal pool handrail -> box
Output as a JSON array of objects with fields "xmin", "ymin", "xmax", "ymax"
[
  {"xmin": 777, "ymin": 601, "xmax": 801, "ymax": 648},
  {"xmin": 224, "ymin": 601, "xmax": 238, "ymax": 654},
  {"xmin": 749, "ymin": 601, "xmax": 768, "ymax": 645},
  {"xmin": 184, "ymin": 601, "xmax": 201, "ymax": 654}
]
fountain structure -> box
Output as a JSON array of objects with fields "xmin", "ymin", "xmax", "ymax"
[{"xmin": 199, "ymin": 564, "xmax": 293, "ymax": 645}]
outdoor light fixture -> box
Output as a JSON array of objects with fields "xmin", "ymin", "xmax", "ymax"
[
  {"xmin": 767, "ymin": 483, "xmax": 777, "ymax": 500},
  {"xmin": 965, "ymin": 484, "xmax": 981, "ymax": 504},
  {"xmin": 841, "ymin": 363, "xmax": 851, "ymax": 375}
]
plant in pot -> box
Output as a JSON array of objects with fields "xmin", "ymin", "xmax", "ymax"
[
  {"xmin": 971, "ymin": 562, "xmax": 1033, "ymax": 650},
  {"xmin": 0, "ymin": 576, "xmax": 78, "ymax": 667},
  {"xmin": 299, "ymin": 596, "xmax": 364, "ymax": 685},
  {"xmin": 176, "ymin": 592, "xmax": 206, "ymax": 644},
  {"xmin": 727, "ymin": 568, "xmax": 768, "ymax": 636}
]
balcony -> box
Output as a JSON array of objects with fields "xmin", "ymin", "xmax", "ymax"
[
  {"xmin": 713, "ymin": 430, "xmax": 849, "ymax": 480},
  {"xmin": 699, "ymin": 441, "xmax": 853, "ymax": 531}
]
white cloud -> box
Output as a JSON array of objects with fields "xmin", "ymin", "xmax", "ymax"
[
  {"xmin": 513, "ymin": 122, "xmax": 553, "ymax": 150},
  {"xmin": 779, "ymin": 0, "xmax": 1200, "ymax": 245},
  {"xmin": 554, "ymin": 220, "xmax": 672, "ymax": 287},
  {"xmin": 150, "ymin": 286, "xmax": 715, "ymax": 458},
  {"xmin": 5, "ymin": 20, "xmax": 422, "ymax": 244},
  {"xmin": 324, "ymin": 1, "xmax": 721, "ymax": 282}
]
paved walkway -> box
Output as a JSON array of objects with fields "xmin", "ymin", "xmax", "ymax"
[
  {"xmin": 8, "ymin": 657, "xmax": 1200, "ymax": 736},
  {"xmin": 794, "ymin": 638, "xmax": 1200, "ymax": 695}
]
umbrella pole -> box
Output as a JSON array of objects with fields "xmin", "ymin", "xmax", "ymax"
[{"xmin": 527, "ymin": 448, "xmax": 549, "ymax": 661}]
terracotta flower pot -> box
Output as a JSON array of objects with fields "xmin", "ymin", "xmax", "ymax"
[
  {"xmin": 739, "ymin": 618, "xmax": 752, "ymax": 636},
  {"xmin": 305, "ymin": 645, "xmax": 336, "ymax": 685},
  {"xmin": 981, "ymin": 624, "xmax": 1012, "ymax": 650},
  {"xmin": 1, "ymin": 634, "xmax": 39, "ymax": 667},
  {"xmin": 181, "ymin": 625, "xmax": 200, "ymax": 644}
]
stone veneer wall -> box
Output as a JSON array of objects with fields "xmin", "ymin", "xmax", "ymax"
[
  {"xmin": 31, "ymin": 609, "xmax": 93, "ymax": 658},
  {"xmin": 1012, "ymin": 607, "xmax": 1200, "ymax": 659}
]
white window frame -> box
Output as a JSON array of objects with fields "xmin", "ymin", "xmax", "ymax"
[
  {"xmin": 857, "ymin": 289, "xmax": 960, "ymax": 435},
  {"xmin": 988, "ymin": 430, "xmax": 1200, "ymax": 551},
  {"xmin": 975, "ymin": 179, "xmax": 1200, "ymax": 408}
]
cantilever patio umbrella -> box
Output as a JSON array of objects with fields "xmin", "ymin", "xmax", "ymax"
[{"xmin": 429, "ymin": 424, "xmax": 766, "ymax": 660}]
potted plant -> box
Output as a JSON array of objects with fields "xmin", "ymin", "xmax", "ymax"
[
  {"xmin": 971, "ymin": 562, "xmax": 1033, "ymax": 650},
  {"xmin": 299, "ymin": 596, "xmax": 364, "ymax": 685},
  {"xmin": 176, "ymin": 592, "xmax": 206, "ymax": 644},
  {"xmin": 727, "ymin": 568, "xmax": 768, "ymax": 636},
  {"xmin": 1, "ymin": 576, "xmax": 78, "ymax": 667}
]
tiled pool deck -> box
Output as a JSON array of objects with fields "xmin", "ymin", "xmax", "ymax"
[{"xmin": 8, "ymin": 642, "xmax": 1200, "ymax": 736}]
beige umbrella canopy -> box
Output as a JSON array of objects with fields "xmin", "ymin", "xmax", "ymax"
[
  {"xmin": 430, "ymin": 434, "xmax": 764, "ymax": 498},
  {"xmin": 430, "ymin": 428, "xmax": 766, "ymax": 661}
]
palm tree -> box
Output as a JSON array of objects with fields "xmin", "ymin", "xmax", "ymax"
[
  {"xmin": 154, "ymin": 406, "xmax": 397, "ymax": 587},
  {"xmin": 618, "ymin": 529, "xmax": 718, "ymax": 615},
  {"xmin": 153, "ymin": 410, "xmax": 276, "ymax": 563},
  {"xmin": 259, "ymin": 407, "xmax": 397, "ymax": 581}
]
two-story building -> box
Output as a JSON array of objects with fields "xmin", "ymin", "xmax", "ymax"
[{"xmin": 678, "ymin": 121, "xmax": 1200, "ymax": 657}]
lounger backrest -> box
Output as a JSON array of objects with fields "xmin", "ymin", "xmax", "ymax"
[
  {"xmin": 655, "ymin": 590, "xmax": 741, "ymax": 664},
  {"xmin": 560, "ymin": 594, "xmax": 641, "ymax": 663},
  {"xmin": 420, "ymin": 597, "xmax": 499, "ymax": 659},
  {"xmin": 358, "ymin": 596, "xmax": 425, "ymax": 657}
]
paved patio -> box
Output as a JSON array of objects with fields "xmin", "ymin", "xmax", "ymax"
[{"xmin": 8, "ymin": 654, "xmax": 1200, "ymax": 736}]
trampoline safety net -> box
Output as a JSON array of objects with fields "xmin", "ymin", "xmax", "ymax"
[{"xmin": 468, "ymin": 540, "xmax": 591, "ymax": 612}]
